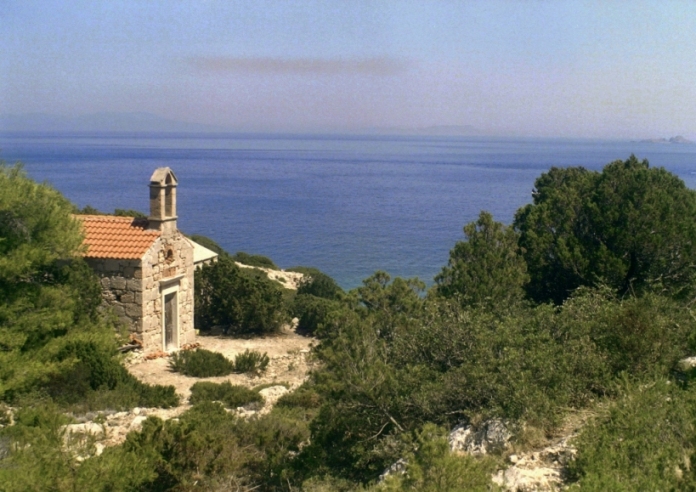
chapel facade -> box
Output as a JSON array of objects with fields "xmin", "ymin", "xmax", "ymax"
[{"xmin": 76, "ymin": 168, "xmax": 215, "ymax": 351}]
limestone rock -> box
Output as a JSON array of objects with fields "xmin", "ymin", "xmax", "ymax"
[
  {"xmin": 379, "ymin": 458, "xmax": 408, "ymax": 482},
  {"xmin": 492, "ymin": 465, "xmax": 562, "ymax": 491},
  {"xmin": 259, "ymin": 385, "xmax": 289, "ymax": 404},
  {"xmin": 449, "ymin": 419, "xmax": 512, "ymax": 455},
  {"xmin": 64, "ymin": 422, "xmax": 104, "ymax": 437},
  {"xmin": 678, "ymin": 356, "xmax": 696, "ymax": 372},
  {"xmin": 129, "ymin": 415, "xmax": 148, "ymax": 431}
]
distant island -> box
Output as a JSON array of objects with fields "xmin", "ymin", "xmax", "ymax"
[{"xmin": 639, "ymin": 135, "xmax": 694, "ymax": 144}]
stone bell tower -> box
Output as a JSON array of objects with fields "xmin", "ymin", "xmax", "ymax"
[{"xmin": 148, "ymin": 167, "xmax": 178, "ymax": 236}]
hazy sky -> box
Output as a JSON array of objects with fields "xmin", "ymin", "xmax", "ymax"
[{"xmin": 2, "ymin": 1, "xmax": 696, "ymax": 138}]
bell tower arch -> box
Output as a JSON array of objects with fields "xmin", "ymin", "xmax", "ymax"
[{"xmin": 148, "ymin": 167, "xmax": 178, "ymax": 236}]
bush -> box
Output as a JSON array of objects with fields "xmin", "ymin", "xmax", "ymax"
[
  {"xmin": 116, "ymin": 400, "xmax": 311, "ymax": 490},
  {"xmin": 375, "ymin": 424, "xmax": 497, "ymax": 492},
  {"xmin": 232, "ymin": 251, "xmax": 278, "ymax": 269},
  {"xmin": 434, "ymin": 211, "xmax": 528, "ymax": 311},
  {"xmin": 292, "ymin": 294, "xmax": 345, "ymax": 336},
  {"xmin": 292, "ymin": 267, "xmax": 343, "ymax": 300},
  {"xmin": 515, "ymin": 156, "xmax": 696, "ymax": 303},
  {"xmin": 195, "ymin": 256, "xmax": 287, "ymax": 335},
  {"xmin": 187, "ymin": 234, "xmax": 227, "ymax": 256},
  {"xmin": 276, "ymin": 387, "xmax": 322, "ymax": 409},
  {"xmin": 234, "ymin": 349, "xmax": 270, "ymax": 375},
  {"xmin": 189, "ymin": 381, "xmax": 264, "ymax": 408},
  {"xmin": 113, "ymin": 208, "xmax": 147, "ymax": 219},
  {"xmin": 51, "ymin": 340, "xmax": 179, "ymax": 409},
  {"xmin": 0, "ymin": 403, "xmax": 157, "ymax": 491},
  {"xmin": 568, "ymin": 378, "xmax": 696, "ymax": 490},
  {"xmin": 169, "ymin": 348, "xmax": 235, "ymax": 377}
]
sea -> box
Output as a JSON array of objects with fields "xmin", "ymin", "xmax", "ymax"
[{"xmin": 1, "ymin": 132, "xmax": 695, "ymax": 290}]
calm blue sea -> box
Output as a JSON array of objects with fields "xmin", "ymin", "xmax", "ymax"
[{"xmin": 1, "ymin": 132, "xmax": 695, "ymax": 289}]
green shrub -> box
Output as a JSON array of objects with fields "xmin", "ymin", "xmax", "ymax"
[
  {"xmin": 116, "ymin": 400, "xmax": 310, "ymax": 490},
  {"xmin": 568, "ymin": 378, "xmax": 696, "ymax": 490},
  {"xmin": 189, "ymin": 381, "xmax": 263, "ymax": 408},
  {"xmin": 515, "ymin": 156, "xmax": 696, "ymax": 304},
  {"xmin": 187, "ymin": 234, "xmax": 227, "ymax": 256},
  {"xmin": 434, "ymin": 211, "xmax": 528, "ymax": 311},
  {"xmin": 195, "ymin": 256, "xmax": 287, "ymax": 335},
  {"xmin": 234, "ymin": 349, "xmax": 270, "ymax": 375},
  {"xmin": 169, "ymin": 348, "xmax": 235, "ymax": 377},
  {"xmin": 232, "ymin": 251, "xmax": 278, "ymax": 269},
  {"xmin": 0, "ymin": 403, "xmax": 157, "ymax": 491},
  {"xmin": 253, "ymin": 382, "xmax": 290, "ymax": 392},
  {"xmin": 292, "ymin": 294, "xmax": 345, "ymax": 336},
  {"xmin": 276, "ymin": 387, "xmax": 322, "ymax": 409},
  {"xmin": 51, "ymin": 340, "xmax": 179, "ymax": 410},
  {"xmin": 292, "ymin": 267, "xmax": 343, "ymax": 300},
  {"xmin": 374, "ymin": 423, "xmax": 497, "ymax": 492},
  {"xmin": 113, "ymin": 208, "xmax": 147, "ymax": 219}
]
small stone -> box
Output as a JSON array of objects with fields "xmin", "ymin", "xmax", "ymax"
[
  {"xmin": 678, "ymin": 356, "xmax": 696, "ymax": 371},
  {"xmin": 129, "ymin": 416, "xmax": 148, "ymax": 430}
]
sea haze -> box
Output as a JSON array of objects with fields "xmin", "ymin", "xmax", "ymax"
[{"xmin": 1, "ymin": 132, "xmax": 695, "ymax": 290}]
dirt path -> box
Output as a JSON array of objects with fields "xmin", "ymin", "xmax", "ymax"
[
  {"xmin": 126, "ymin": 326, "xmax": 316, "ymax": 401},
  {"xmin": 492, "ymin": 407, "xmax": 600, "ymax": 491}
]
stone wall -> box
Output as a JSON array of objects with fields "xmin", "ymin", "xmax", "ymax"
[
  {"xmin": 86, "ymin": 230, "xmax": 195, "ymax": 351},
  {"xmin": 140, "ymin": 231, "xmax": 195, "ymax": 350},
  {"xmin": 85, "ymin": 258, "xmax": 144, "ymax": 335}
]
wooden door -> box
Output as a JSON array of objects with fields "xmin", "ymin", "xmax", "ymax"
[{"xmin": 164, "ymin": 292, "xmax": 176, "ymax": 350}]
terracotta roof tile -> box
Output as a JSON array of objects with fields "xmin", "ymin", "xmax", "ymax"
[{"xmin": 74, "ymin": 215, "xmax": 160, "ymax": 260}]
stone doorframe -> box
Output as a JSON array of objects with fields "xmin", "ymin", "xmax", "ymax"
[{"xmin": 160, "ymin": 277, "xmax": 182, "ymax": 351}]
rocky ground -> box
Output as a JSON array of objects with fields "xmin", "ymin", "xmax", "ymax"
[
  {"xmin": 62, "ymin": 322, "xmax": 316, "ymax": 453},
  {"xmin": 235, "ymin": 262, "xmax": 304, "ymax": 290},
  {"xmin": 126, "ymin": 325, "xmax": 315, "ymax": 401},
  {"xmin": 446, "ymin": 409, "xmax": 596, "ymax": 491},
  {"xmin": 58, "ymin": 264, "xmax": 314, "ymax": 457}
]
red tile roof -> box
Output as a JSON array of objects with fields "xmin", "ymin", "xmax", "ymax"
[{"xmin": 75, "ymin": 215, "xmax": 160, "ymax": 259}]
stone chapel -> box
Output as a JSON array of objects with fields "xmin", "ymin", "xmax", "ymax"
[{"xmin": 75, "ymin": 167, "xmax": 217, "ymax": 351}]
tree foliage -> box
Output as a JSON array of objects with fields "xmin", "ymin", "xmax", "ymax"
[
  {"xmin": 515, "ymin": 156, "xmax": 696, "ymax": 303},
  {"xmin": 194, "ymin": 255, "xmax": 287, "ymax": 335},
  {"xmin": 294, "ymin": 267, "xmax": 343, "ymax": 300},
  {"xmin": 376, "ymin": 424, "xmax": 497, "ymax": 492},
  {"xmin": 0, "ymin": 164, "xmax": 84, "ymax": 289},
  {"xmin": 435, "ymin": 211, "xmax": 528, "ymax": 310}
]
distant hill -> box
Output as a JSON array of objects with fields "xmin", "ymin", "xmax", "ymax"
[
  {"xmin": 639, "ymin": 135, "xmax": 694, "ymax": 144},
  {"xmin": 0, "ymin": 112, "xmax": 227, "ymax": 133}
]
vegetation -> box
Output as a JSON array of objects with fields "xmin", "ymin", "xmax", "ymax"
[
  {"xmin": 189, "ymin": 381, "xmax": 264, "ymax": 408},
  {"xmin": 293, "ymin": 267, "xmax": 344, "ymax": 300},
  {"xmin": 169, "ymin": 348, "xmax": 235, "ymax": 377},
  {"xmin": 195, "ymin": 255, "xmax": 287, "ymax": 335},
  {"xmin": 232, "ymin": 251, "xmax": 279, "ymax": 269},
  {"xmin": 233, "ymin": 349, "xmax": 270, "ymax": 375},
  {"xmin": 4, "ymin": 157, "xmax": 696, "ymax": 490},
  {"xmin": 168, "ymin": 348, "xmax": 271, "ymax": 379},
  {"xmin": 568, "ymin": 378, "xmax": 696, "ymax": 490},
  {"xmin": 0, "ymin": 164, "xmax": 175, "ymax": 408},
  {"xmin": 376, "ymin": 424, "xmax": 499, "ymax": 492},
  {"xmin": 289, "ymin": 266, "xmax": 346, "ymax": 335},
  {"xmin": 75, "ymin": 204, "xmax": 147, "ymax": 218},
  {"xmin": 515, "ymin": 155, "xmax": 696, "ymax": 304},
  {"xmin": 435, "ymin": 210, "xmax": 528, "ymax": 310},
  {"xmin": 187, "ymin": 233, "xmax": 226, "ymax": 255}
]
